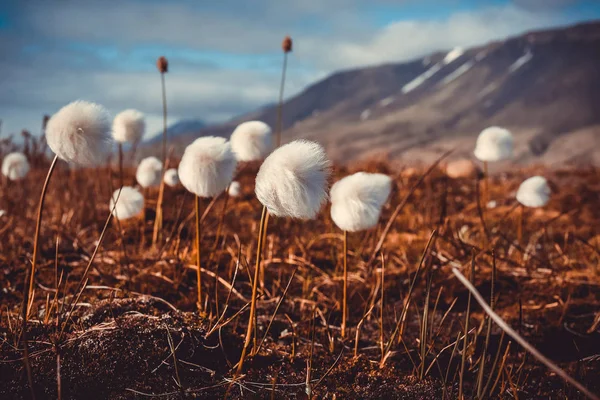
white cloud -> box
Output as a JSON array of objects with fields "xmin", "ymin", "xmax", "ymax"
[
  {"xmin": 297, "ymin": 5, "xmax": 560, "ymax": 70},
  {"xmin": 0, "ymin": 1, "xmax": 590, "ymax": 138}
]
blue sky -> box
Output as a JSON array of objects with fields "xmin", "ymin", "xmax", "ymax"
[{"xmin": 1, "ymin": 0, "xmax": 599, "ymax": 139}]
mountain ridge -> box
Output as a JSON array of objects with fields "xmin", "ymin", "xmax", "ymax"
[{"xmin": 160, "ymin": 20, "xmax": 600, "ymax": 168}]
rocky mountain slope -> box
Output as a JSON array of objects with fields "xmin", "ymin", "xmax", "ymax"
[{"xmin": 165, "ymin": 21, "xmax": 600, "ymax": 168}]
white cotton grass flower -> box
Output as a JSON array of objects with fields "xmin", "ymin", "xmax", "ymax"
[
  {"xmin": 255, "ymin": 139, "xmax": 331, "ymax": 219},
  {"xmin": 516, "ymin": 176, "xmax": 551, "ymax": 208},
  {"xmin": 45, "ymin": 100, "xmax": 112, "ymax": 165},
  {"xmin": 474, "ymin": 126, "xmax": 514, "ymax": 162},
  {"xmin": 230, "ymin": 121, "xmax": 273, "ymax": 162},
  {"xmin": 112, "ymin": 109, "xmax": 145, "ymax": 144},
  {"xmin": 178, "ymin": 136, "xmax": 237, "ymax": 198},
  {"xmin": 136, "ymin": 156, "xmax": 163, "ymax": 188},
  {"xmin": 228, "ymin": 181, "xmax": 241, "ymax": 197},
  {"xmin": 330, "ymin": 172, "xmax": 392, "ymax": 232},
  {"xmin": 109, "ymin": 186, "xmax": 144, "ymax": 220},
  {"xmin": 163, "ymin": 168, "xmax": 179, "ymax": 187},
  {"xmin": 2, "ymin": 152, "xmax": 30, "ymax": 181}
]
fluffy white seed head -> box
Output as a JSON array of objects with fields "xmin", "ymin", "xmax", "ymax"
[
  {"xmin": 230, "ymin": 121, "xmax": 273, "ymax": 162},
  {"xmin": 255, "ymin": 139, "xmax": 331, "ymax": 219},
  {"xmin": 330, "ymin": 172, "xmax": 392, "ymax": 232},
  {"xmin": 178, "ymin": 136, "xmax": 237, "ymax": 198},
  {"xmin": 516, "ymin": 176, "xmax": 551, "ymax": 208},
  {"xmin": 109, "ymin": 186, "xmax": 144, "ymax": 220},
  {"xmin": 228, "ymin": 181, "xmax": 241, "ymax": 197},
  {"xmin": 2, "ymin": 152, "xmax": 30, "ymax": 181},
  {"xmin": 112, "ymin": 109, "xmax": 145, "ymax": 144},
  {"xmin": 45, "ymin": 100, "xmax": 112, "ymax": 165},
  {"xmin": 164, "ymin": 168, "xmax": 179, "ymax": 187},
  {"xmin": 136, "ymin": 156, "xmax": 163, "ymax": 188},
  {"xmin": 474, "ymin": 126, "xmax": 514, "ymax": 162}
]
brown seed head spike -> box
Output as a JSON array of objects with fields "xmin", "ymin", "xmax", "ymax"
[
  {"xmin": 157, "ymin": 56, "xmax": 168, "ymax": 73},
  {"xmin": 282, "ymin": 36, "xmax": 292, "ymax": 53}
]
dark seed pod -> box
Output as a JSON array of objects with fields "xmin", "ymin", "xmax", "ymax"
[
  {"xmin": 157, "ymin": 56, "xmax": 168, "ymax": 73},
  {"xmin": 282, "ymin": 36, "xmax": 292, "ymax": 53}
]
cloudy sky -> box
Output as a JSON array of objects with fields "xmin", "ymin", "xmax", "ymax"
[{"xmin": 1, "ymin": 0, "xmax": 599, "ymax": 139}]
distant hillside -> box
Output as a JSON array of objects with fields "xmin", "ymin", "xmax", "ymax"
[
  {"xmin": 146, "ymin": 119, "xmax": 207, "ymax": 144},
  {"xmin": 156, "ymin": 21, "xmax": 600, "ymax": 168}
]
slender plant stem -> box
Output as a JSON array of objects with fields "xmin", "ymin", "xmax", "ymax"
[
  {"xmin": 517, "ymin": 204, "xmax": 524, "ymax": 244},
  {"xmin": 214, "ymin": 192, "xmax": 230, "ymax": 249},
  {"xmin": 20, "ymin": 154, "xmax": 58, "ymax": 400},
  {"xmin": 26, "ymin": 154, "xmax": 59, "ymax": 317},
  {"xmin": 236, "ymin": 205, "xmax": 268, "ymax": 376},
  {"xmin": 483, "ymin": 161, "xmax": 489, "ymax": 206},
  {"xmin": 275, "ymin": 52, "xmax": 288, "ymax": 147},
  {"xmin": 458, "ymin": 254, "xmax": 475, "ymax": 400},
  {"xmin": 153, "ymin": 72, "xmax": 168, "ymax": 246},
  {"xmin": 341, "ymin": 230, "xmax": 348, "ymax": 338},
  {"xmin": 477, "ymin": 251, "xmax": 496, "ymax": 398},
  {"xmin": 160, "ymin": 72, "xmax": 168, "ymax": 167},
  {"xmin": 195, "ymin": 195, "xmax": 203, "ymax": 312},
  {"xmin": 118, "ymin": 142, "xmax": 124, "ymax": 189},
  {"xmin": 379, "ymin": 252, "xmax": 385, "ymax": 359},
  {"xmin": 260, "ymin": 211, "xmax": 271, "ymax": 290}
]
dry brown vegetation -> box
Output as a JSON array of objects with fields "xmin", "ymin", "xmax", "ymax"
[{"xmin": 1, "ymin": 147, "xmax": 600, "ymax": 399}]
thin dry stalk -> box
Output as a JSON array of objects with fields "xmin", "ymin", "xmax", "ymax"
[
  {"xmin": 275, "ymin": 39, "xmax": 290, "ymax": 147},
  {"xmin": 195, "ymin": 195, "xmax": 204, "ymax": 312},
  {"xmin": 235, "ymin": 206, "xmax": 268, "ymax": 376},
  {"xmin": 443, "ymin": 332, "xmax": 462, "ymax": 400},
  {"xmin": 458, "ymin": 253, "xmax": 475, "ymax": 400},
  {"xmin": 354, "ymin": 304, "xmax": 375, "ymax": 358},
  {"xmin": 452, "ymin": 267, "xmax": 599, "ymax": 400},
  {"xmin": 419, "ymin": 267, "xmax": 433, "ymax": 380},
  {"xmin": 306, "ymin": 306, "xmax": 317, "ymax": 399},
  {"xmin": 380, "ymin": 230, "xmax": 437, "ymax": 368},
  {"xmin": 517, "ymin": 204, "xmax": 524, "ymax": 244},
  {"xmin": 254, "ymin": 267, "xmax": 298, "ymax": 356},
  {"xmin": 369, "ymin": 150, "xmax": 452, "ymax": 264},
  {"xmin": 284, "ymin": 314, "xmax": 296, "ymax": 361},
  {"xmin": 476, "ymin": 250, "xmax": 496, "ymax": 397},
  {"xmin": 341, "ymin": 229, "xmax": 348, "ymax": 338},
  {"xmin": 380, "ymin": 252, "xmax": 385, "ymax": 360},
  {"xmin": 26, "ymin": 154, "xmax": 59, "ymax": 317}
]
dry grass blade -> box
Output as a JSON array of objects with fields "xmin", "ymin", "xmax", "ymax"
[
  {"xmin": 452, "ymin": 267, "xmax": 599, "ymax": 400},
  {"xmin": 369, "ymin": 150, "xmax": 452, "ymax": 264},
  {"xmin": 458, "ymin": 253, "xmax": 475, "ymax": 400},
  {"xmin": 254, "ymin": 267, "xmax": 298, "ymax": 356},
  {"xmin": 381, "ymin": 229, "xmax": 437, "ymax": 367}
]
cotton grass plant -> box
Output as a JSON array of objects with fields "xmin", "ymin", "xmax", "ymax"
[
  {"xmin": 110, "ymin": 186, "xmax": 144, "ymax": 220},
  {"xmin": 2, "ymin": 152, "xmax": 30, "ymax": 181},
  {"xmin": 163, "ymin": 168, "xmax": 179, "ymax": 187},
  {"xmin": 236, "ymin": 139, "xmax": 331, "ymax": 375},
  {"xmin": 18, "ymin": 100, "xmax": 112, "ymax": 397},
  {"xmin": 230, "ymin": 121, "xmax": 273, "ymax": 162},
  {"xmin": 136, "ymin": 156, "xmax": 163, "ymax": 189},
  {"xmin": 330, "ymin": 172, "xmax": 392, "ymax": 338},
  {"xmin": 227, "ymin": 180, "xmax": 241, "ymax": 197},
  {"xmin": 27, "ymin": 100, "xmax": 112, "ymax": 316},
  {"xmin": 515, "ymin": 175, "xmax": 551, "ymax": 242},
  {"xmin": 474, "ymin": 126, "xmax": 514, "ymax": 203},
  {"xmin": 178, "ymin": 136, "xmax": 237, "ymax": 312},
  {"xmin": 112, "ymin": 109, "xmax": 145, "ymax": 186}
]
